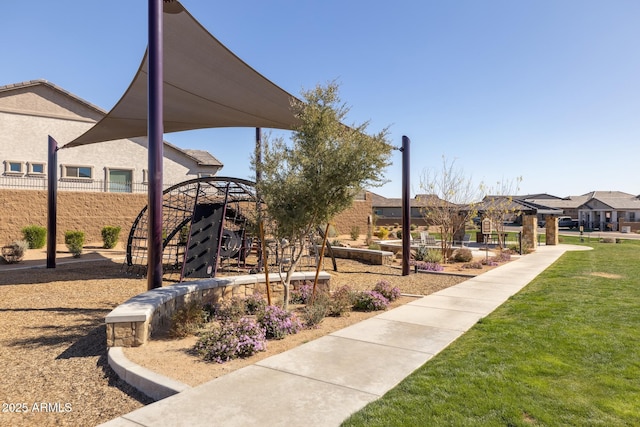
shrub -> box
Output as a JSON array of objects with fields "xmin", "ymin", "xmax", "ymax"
[
  {"xmin": 452, "ymin": 248, "xmax": 473, "ymax": 263},
  {"xmin": 462, "ymin": 261, "xmax": 483, "ymax": 269},
  {"xmin": 290, "ymin": 281, "xmax": 314, "ymax": 305},
  {"xmin": 396, "ymin": 229, "xmax": 402, "ymax": 239},
  {"xmin": 328, "ymin": 285, "xmax": 354, "ymax": 317},
  {"xmin": 353, "ymin": 290, "xmax": 389, "ymax": 311},
  {"xmin": 327, "ymin": 224, "xmax": 339, "ymax": 238},
  {"xmin": 170, "ymin": 300, "xmax": 208, "ymax": 338},
  {"xmin": 64, "ymin": 230, "xmax": 85, "ymax": 257},
  {"xmin": 373, "ymin": 280, "xmax": 401, "ymax": 302},
  {"xmin": 258, "ymin": 305, "xmax": 302, "ymax": 340},
  {"xmin": 194, "ymin": 317, "xmax": 266, "ymax": 363},
  {"xmin": 376, "ymin": 227, "xmax": 389, "ymax": 240},
  {"xmin": 350, "ymin": 226, "xmax": 360, "ymax": 241},
  {"xmin": 368, "ymin": 243, "xmax": 381, "ymax": 250},
  {"xmin": 493, "ymin": 249, "xmax": 512, "ymax": 262},
  {"xmin": 1, "ymin": 240, "xmax": 29, "ymax": 263},
  {"xmin": 424, "ymin": 248, "xmax": 443, "ymax": 263},
  {"xmin": 302, "ymin": 292, "xmax": 330, "ymax": 328},
  {"xmin": 413, "ymin": 245, "xmax": 429, "ymax": 261},
  {"xmin": 215, "ymin": 296, "xmax": 247, "ymax": 323},
  {"xmin": 244, "ymin": 292, "xmax": 267, "ymax": 315},
  {"xmin": 21, "ymin": 225, "xmax": 46, "ymax": 249},
  {"xmin": 410, "ymin": 223, "xmax": 417, "ymax": 231},
  {"xmin": 410, "ymin": 260, "xmax": 445, "ymax": 272},
  {"xmin": 101, "ymin": 226, "xmax": 121, "ymax": 249}
]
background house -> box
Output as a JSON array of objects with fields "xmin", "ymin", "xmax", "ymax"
[
  {"xmin": 0, "ymin": 80, "xmax": 223, "ymax": 193},
  {"xmin": 0, "ymin": 79, "xmax": 224, "ymax": 244},
  {"xmin": 522, "ymin": 191, "xmax": 640, "ymax": 232}
]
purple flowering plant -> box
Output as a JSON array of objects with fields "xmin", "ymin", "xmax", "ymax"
[
  {"xmin": 258, "ymin": 305, "xmax": 302, "ymax": 340},
  {"xmin": 194, "ymin": 316, "xmax": 266, "ymax": 363},
  {"xmin": 352, "ymin": 290, "xmax": 389, "ymax": 312},
  {"xmin": 372, "ymin": 280, "xmax": 401, "ymax": 302},
  {"xmin": 410, "ymin": 260, "xmax": 445, "ymax": 272}
]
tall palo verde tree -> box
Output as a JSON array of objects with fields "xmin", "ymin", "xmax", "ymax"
[{"xmin": 253, "ymin": 82, "xmax": 392, "ymax": 309}]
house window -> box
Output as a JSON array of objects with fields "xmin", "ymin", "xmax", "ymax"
[
  {"xmin": 4, "ymin": 161, "xmax": 24, "ymax": 175},
  {"xmin": 108, "ymin": 169, "xmax": 133, "ymax": 193},
  {"xmin": 142, "ymin": 169, "xmax": 148, "ymax": 184},
  {"xmin": 62, "ymin": 165, "xmax": 93, "ymax": 179},
  {"xmin": 28, "ymin": 162, "xmax": 46, "ymax": 175}
]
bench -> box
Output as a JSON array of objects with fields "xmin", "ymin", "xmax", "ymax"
[{"xmin": 105, "ymin": 271, "xmax": 331, "ymax": 347}]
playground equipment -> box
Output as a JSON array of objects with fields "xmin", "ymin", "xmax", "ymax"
[
  {"xmin": 125, "ymin": 176, "xmax": 334, "ymax": 281},
  {"xmin": 125, "ymin": 176, "xmax": 260, "ymax": 280}
]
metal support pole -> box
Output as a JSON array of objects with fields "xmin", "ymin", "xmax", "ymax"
[
  {"xmin": 401, "ymin": 135, "xmax": 411, "ymax": 276},
  {"xmin": 147, "ymin": 0, "xmax": 164, "ymax": 289},
  {"xmin": 47, "ymin": 136, "xmax": 58, "ymax": 268}
]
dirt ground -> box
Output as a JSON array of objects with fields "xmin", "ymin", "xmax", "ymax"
[{"xmin": 0, "ymin": 241, "xmax": 498, "ymax": 426}]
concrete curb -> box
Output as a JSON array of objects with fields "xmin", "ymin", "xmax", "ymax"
[{"xmin": 108, "ymin": 347, "xmax": 191, "ymax": 401}]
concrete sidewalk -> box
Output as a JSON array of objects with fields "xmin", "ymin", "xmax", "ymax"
[{"xmin": 100, "ymin": 244, "xmax": 590, "ymax": 427}]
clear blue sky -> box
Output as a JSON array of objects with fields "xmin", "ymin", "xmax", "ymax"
[{"xmin": 3, "ymin": 1, "xmax": 639, "ymax": 198}]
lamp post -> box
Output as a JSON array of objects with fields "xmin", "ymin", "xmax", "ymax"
[{"xmin": 401, "ymin": 136, "xmax": 411, "ymax": 276}]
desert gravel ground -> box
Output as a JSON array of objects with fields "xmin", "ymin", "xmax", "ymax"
[{"xmin": 0, "ymin": 247, "xmax": 492, "ymax": 426}]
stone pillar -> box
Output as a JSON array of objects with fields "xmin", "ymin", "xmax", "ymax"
[
  {"xmin": 452, "ymin": 214, "xmax": 466, "ymax": 244},
  {"xmin": 522, "ymin": 214, "xmax": 537, "ymax": 251},
  {"xmin": 545, "ymin": 215, "xmax": 558, "ymax": 245}
]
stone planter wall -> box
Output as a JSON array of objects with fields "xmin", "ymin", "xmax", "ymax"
[{"xmin": 106, "ymin": 271, "xmax": 331, "ymax": 347}]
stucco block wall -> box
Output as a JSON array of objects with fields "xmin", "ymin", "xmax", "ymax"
[
  {"xmin": 331, "ymin": 197, "xmax": 372, "ymax": 236},
  {"xmin": 0, "ymin": 189, "xmax": 147, "ymax": 244}
]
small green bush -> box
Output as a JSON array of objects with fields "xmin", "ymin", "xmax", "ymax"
[
  {"xmin": 452, "ymin": 248, "xmax": 473, "ymax": 263},
  {"xmin": 368, "ymin": 243, "xmax": 381, "ymax": 250},
  {"xmin": 424, "ymin": 248, "xmax": 443, "ymax": 263},
  {"xmin": 350, "ymin": 226, "xmax": 360, "ymax": 241},
  {"xmin": 410, "ymin": 224, "xmax": 417, "ymax": 231},
  {"xmin": 22, "ymin": 225, "xmax": 47, "ymax": 249},
  {"xmin": 64, "ymin": 230, "xmax": 85, "ymax": 257},
  {"xmin": 101, "ymin": 226, "xmax": 121, "ymax": 249}
]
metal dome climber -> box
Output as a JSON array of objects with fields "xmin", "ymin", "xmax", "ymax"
[
  {"xmin": 124, "ymin": 176, "xmax": 334, "ymax": 282},
  {"xmin": 125, "ymin": 176, "xmax": 262, "ymax": 281}
]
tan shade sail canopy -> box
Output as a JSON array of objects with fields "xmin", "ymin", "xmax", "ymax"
[{"xmin": 63, "ymin": 1, "xmax": 299, "ymax": 149}]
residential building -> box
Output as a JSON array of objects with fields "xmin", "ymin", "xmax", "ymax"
[
  {"xmin": 0, "ymin": 80, "xmax": 223, "ymax": 193},
  {"xmin": 523, "ymin": 191, "xmax": 640, "ymax": 231}
]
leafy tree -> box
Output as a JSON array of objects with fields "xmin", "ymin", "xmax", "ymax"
[
  {"xmin": 254, "ymin": 82, "xmax": 392, "ymax": 309},
  {"xmin": 419, "ymin": 157, "xmax": 480, "ymax": 263}
]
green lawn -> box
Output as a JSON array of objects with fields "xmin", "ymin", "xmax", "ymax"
[{"xmin": 343, "ymin": 239, "xmax": 640, "ymax": 426}]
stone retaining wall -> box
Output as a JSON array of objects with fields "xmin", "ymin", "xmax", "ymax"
[
  {"xmin": 325, "ymin": 246, "xmax": 395, "ymax": 265},
  {"xmin": 106, "ymin": 272, "xmax": 331, "ymax": 347}
]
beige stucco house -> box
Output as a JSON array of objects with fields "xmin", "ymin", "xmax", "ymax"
[{"xmin": 0, "ymin": 80, "xmax": 222, "ymax": 193}]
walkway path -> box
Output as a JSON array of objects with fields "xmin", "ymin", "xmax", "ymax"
[{"xmin": 98, "ymin": 244, "xmax": 589, "ymax": 427}]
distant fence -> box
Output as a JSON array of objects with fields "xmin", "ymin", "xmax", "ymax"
[{"xmin": 0, "ymin": 176, "xmax": 175, "ymax": 193}]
